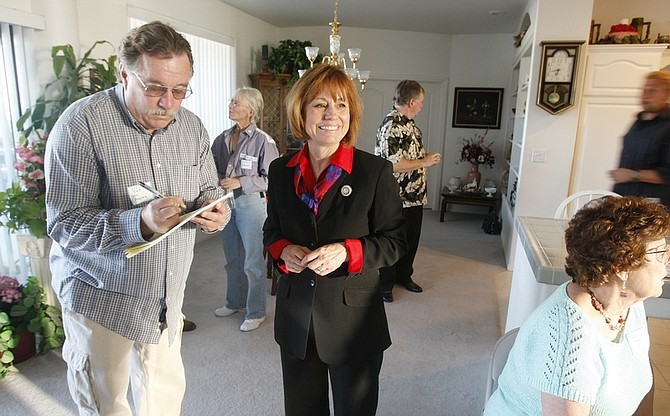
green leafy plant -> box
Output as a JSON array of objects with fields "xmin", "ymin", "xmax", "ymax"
[
  {"xmin": 0, "ymin": 41, "xmax": 117, "ymax": 238},
  {"xmin": 16, "ymin": 41, "xmax": 118, "ymax": 138},
  {"xmin": 267, "ymin": 39, "xmax": 321, "ymax": 84},
  {"xmin": 0, "ymin": 275, "xmax": 64, "ymax": 379}
]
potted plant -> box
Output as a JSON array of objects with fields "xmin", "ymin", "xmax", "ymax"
[
  {"xmin": 0, "ymin": 274, "xmax": 64, "ymax": 379},
  {"xmin": 0, "ymin": 41, "xmax": 117, "ymax": 239},
  {"xmin": 267, "ymin": 39, "xmax": 321, "ymax": 84}
]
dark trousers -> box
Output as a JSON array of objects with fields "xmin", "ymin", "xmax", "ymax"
[
  {"xmin": 379, "ymin": 205, "xmax": 423, "ymax": 292},
  {"xmin": 280, "ymin": 324, "xmax": 383, "ymax": 416}
]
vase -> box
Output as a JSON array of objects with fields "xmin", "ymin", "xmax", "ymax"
[
  {"xmin": 15, "ymin": 234, "xmax": 59, "ymax": 309},
  {"xmin": 11, "ymin": 329, "xmax": 36, "ymax": 364},
  {"xmin": 466, "ymin": 164, "xmax": 481, "ymax": 188}
]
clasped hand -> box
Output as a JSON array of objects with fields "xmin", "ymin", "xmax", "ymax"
[{"xmin": 280, "ymin": 243, "xmax": 348, "ymax": 276}]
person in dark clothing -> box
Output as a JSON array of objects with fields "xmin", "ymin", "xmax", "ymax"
[{"xmin": 610, "ymin": 71, "xmax": 670, "ymax": 207}]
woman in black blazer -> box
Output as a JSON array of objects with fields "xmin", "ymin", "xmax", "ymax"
[{"xmin": 263, "ymin": 64, "xmax": 406, "ymax": 416}]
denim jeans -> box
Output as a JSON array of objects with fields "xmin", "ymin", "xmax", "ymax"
[{"xmin": 219, "ymin": 193, "xmax": 267, "ymax": 320}]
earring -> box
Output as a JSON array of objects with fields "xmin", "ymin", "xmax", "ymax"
[{"xmin": 620, "ymin": 279, "xmax": 628, "ymax": 298}]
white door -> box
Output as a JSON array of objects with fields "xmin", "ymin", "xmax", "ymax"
[{"xmin": 358, "ymin": 78, "xmax": 447, "ymax": 210}]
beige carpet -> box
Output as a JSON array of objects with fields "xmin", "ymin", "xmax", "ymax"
[{"xmin": 1, "ymin": 210, "xmax": 507, "ymax": 415}]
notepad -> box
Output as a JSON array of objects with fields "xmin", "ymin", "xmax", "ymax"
[{"xmin": 125, "ymin": 193, "xmax": 233, "ymax": 258}]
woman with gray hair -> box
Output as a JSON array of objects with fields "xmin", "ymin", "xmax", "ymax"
[{"xmin": 211, "ymin": 87, "xmax": 279, "ymax": 331}]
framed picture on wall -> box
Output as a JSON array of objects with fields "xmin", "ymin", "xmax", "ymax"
[{"xmin": 452, "ymin": 88, "xmax": 504, "ymax": 129}]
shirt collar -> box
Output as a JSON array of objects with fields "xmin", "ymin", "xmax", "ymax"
[{"xmin": 287, "ymin": 143, "xmax": 354, "ymax": 174}]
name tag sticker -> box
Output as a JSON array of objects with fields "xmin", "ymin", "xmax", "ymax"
[
  {"xmin": 240, "ymin": 153, "xmax": 258, "ymax": 162},
  {"xmin": 241, "ymin": 159, "xmax": 253, "ymax": 170},
  {"xmin": 128, "ymin": 183, "xmax": 156, "ymax": 205}
]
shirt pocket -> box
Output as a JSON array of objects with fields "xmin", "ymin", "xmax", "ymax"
[{"xmin": 170, "ymin": 163, "xmax": 200, "ymax": 203}]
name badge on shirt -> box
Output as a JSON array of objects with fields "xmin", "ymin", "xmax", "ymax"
[
  {"xmin": 127, "ymin": 182, "xmax": 157, "ymax": 205},
  {"xmin": 240, "ymin": 153, "xmax": 258, "ymax": 162},
  {"xmin": 240, "ymin": 153, "xmax": 256, "ymax": 170}
]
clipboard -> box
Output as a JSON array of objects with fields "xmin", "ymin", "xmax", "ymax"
[{"xmin": 125, "ymin": 193, "xmax": 233, "ymax": 258}]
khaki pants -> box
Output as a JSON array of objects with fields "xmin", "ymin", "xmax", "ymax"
[{"xmin": 61, "ymin": 309, "xmax": 185, "ymax": 416}]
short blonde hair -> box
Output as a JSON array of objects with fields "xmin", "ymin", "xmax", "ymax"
[{"xmin": 285, "ymin": 64, "xmax": 362, "ymax": 146}]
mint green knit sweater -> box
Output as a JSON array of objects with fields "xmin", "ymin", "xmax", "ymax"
[{"xmin": 484, "ymin": 282, "xmax": 652, "ymax": 415}]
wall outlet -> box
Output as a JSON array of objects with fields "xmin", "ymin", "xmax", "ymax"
[{"xmin": 531, "ymin": 149, "xmax": 546, "ymax": 163}]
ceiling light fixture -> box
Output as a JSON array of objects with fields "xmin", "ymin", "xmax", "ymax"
[{"xmin": 302, "ymin": 0, "xmax": 369, "ymax": 90}]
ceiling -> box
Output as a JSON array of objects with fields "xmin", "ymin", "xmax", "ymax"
[{"xmin": 217, "ymin": 0, "xmax": 528, "ymax": 35}]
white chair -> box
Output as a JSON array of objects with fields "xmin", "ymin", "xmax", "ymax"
[
  {"xmin": 554, "ymin": 190, "xmax": 620, "ymax": 219},
  {"xmin": 483, "ymin": 327, "xmax": 519, "ymax": 411}
]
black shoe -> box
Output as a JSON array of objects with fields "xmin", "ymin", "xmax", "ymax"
[
  {"xmin": 382, "ymin": 291, "xmax": 394, "ymax": 303},
  {"xmin": 183, "ymin": 319, "xmax": 197, "ymax": 332},
  {"xmin": 401, "ymin": 279, "xmax": 423, "ymax": 293}
]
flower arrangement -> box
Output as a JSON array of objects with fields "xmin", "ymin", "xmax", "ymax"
[
  {"xmin": 0, "ymin": 274, "xmax": 64, "ymax": 378},
  {"xmin": 0, "ymin": 134, "xmax": 47, "ymax": 237},
  {"xmin": 459, "ymin": 130, "xmax": 495, "ymax": 168}
]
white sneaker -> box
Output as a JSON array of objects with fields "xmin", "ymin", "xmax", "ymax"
[
  {"xmin": 214, "ymin": 306, "xmax": 239, "ymax": 317},
  {"xmin": 240, "ymin": 316, "xmax": 266, "ymax": 332}
]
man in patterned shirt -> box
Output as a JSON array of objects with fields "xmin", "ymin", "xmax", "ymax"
[
  {"xmin": 375, "ymin": 80, "xmax": 441, "ymax": 302},
  {"xmin": 45, "ymin": 21, "xmax": 230, "ymax": 415}
]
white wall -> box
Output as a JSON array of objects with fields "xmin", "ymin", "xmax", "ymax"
[
  {"xmin": 445, "ymin": 34, "xmax": 514, "ymax": 194},
  {"xmin": 592, "ymin": 0, "xmax": 670, "ymax": 42}
]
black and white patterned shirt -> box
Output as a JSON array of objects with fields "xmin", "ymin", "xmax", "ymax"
[
  {"xmin": 375, "ymin": 108, "xmax": 427, "ymax": 208},
  {"xmin": 45, "ymin": 84, "xmax": 226, "ymax": 344}
]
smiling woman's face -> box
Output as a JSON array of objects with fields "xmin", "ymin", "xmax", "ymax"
[{"xmin": 304, "ymin": 88, "xmax": 350, "ymax": 149}]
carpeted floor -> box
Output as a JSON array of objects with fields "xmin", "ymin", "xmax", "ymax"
[{"xmin": 1, "ymin": 210, "xmax": 507, "ymax": 415}]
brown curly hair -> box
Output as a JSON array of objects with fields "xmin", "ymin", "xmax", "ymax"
[
  {"xmin": 285, "ymin": 64, "xmax": 362, "ymax": 146},
  {"xmin": 565, "ymin": 196, "xmax": 670, "ymax": 288}
]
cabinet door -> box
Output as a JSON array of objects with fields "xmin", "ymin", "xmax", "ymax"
[
  {"xmin": 571, "ymin": 99, "xmax": 637, "ymax": 191},
  {"xmin": 249, "ymin": 74, "xmax": 290, "ymax": 154}
]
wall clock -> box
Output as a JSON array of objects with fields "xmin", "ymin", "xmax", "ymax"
[{"xmin": 536, "ymin": 41, "xmax": 584, "ymax": 115}]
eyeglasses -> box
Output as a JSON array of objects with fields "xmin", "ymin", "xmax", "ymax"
[
  {"xmin": 131, "ymin": 71, "xmax": 192, "ymax": 100},
  {"xmin": 647, "ymin": 247, "xmax": 670, "ymax": 265}
]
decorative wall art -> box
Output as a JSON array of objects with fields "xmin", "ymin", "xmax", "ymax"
[{"xmin": 452, "ymin": 88, "xmax": 504, "ymax": 129}]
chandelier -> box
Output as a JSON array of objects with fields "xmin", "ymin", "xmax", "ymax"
[{"xmin": 302, "ymin": 0, "xmax": 370, "ymax": 90}]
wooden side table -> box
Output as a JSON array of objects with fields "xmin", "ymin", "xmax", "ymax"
[{"xmin": 440, "ymin": 186, "xmax": 500, "ymax": 222}]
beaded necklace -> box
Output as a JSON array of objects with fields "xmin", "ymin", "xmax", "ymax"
[{"xmin": 588, "ymin": 289, "xmax": 626, "ymax": 331}]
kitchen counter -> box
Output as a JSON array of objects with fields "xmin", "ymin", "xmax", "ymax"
[{"xmin": 505, "ymin": 216, "xmax": 670, "ymax": 331}]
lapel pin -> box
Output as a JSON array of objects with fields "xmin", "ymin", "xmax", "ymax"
[{"xmin": 341, "ymin": 185, "xmax": 352, "ymax": 197}]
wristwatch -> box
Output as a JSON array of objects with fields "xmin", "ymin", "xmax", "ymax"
[{"xmin": 629, "ymin": 171, "xmax": 641, "ymax": 182}]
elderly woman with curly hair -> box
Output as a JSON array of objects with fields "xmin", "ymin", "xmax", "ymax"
[{"xmin": 485, "ymin": 196, "xmax": 670, "ymax": 416}]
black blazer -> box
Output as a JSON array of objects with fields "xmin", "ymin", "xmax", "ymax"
[{"xmin": 263, "ymin": 148, "xmax": 406, "ymax": 365}]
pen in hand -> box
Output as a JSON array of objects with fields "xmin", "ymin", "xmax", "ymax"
[
  {"xmin": 138, "ymin": 181, "xmax": 167, "ymax": 199},
  {"xmin": 138, "ymin": 181, "xmax": 186, "ymax": 214}
]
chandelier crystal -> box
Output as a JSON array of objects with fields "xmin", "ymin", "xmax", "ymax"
[{"xmin": 302, "ymin": 0, "xmax": 370, "ymax": 90}]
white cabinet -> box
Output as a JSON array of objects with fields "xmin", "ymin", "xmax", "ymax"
[{"xmin": 570, "ymin": 45, "xmax": 670, "ymax": 193}]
